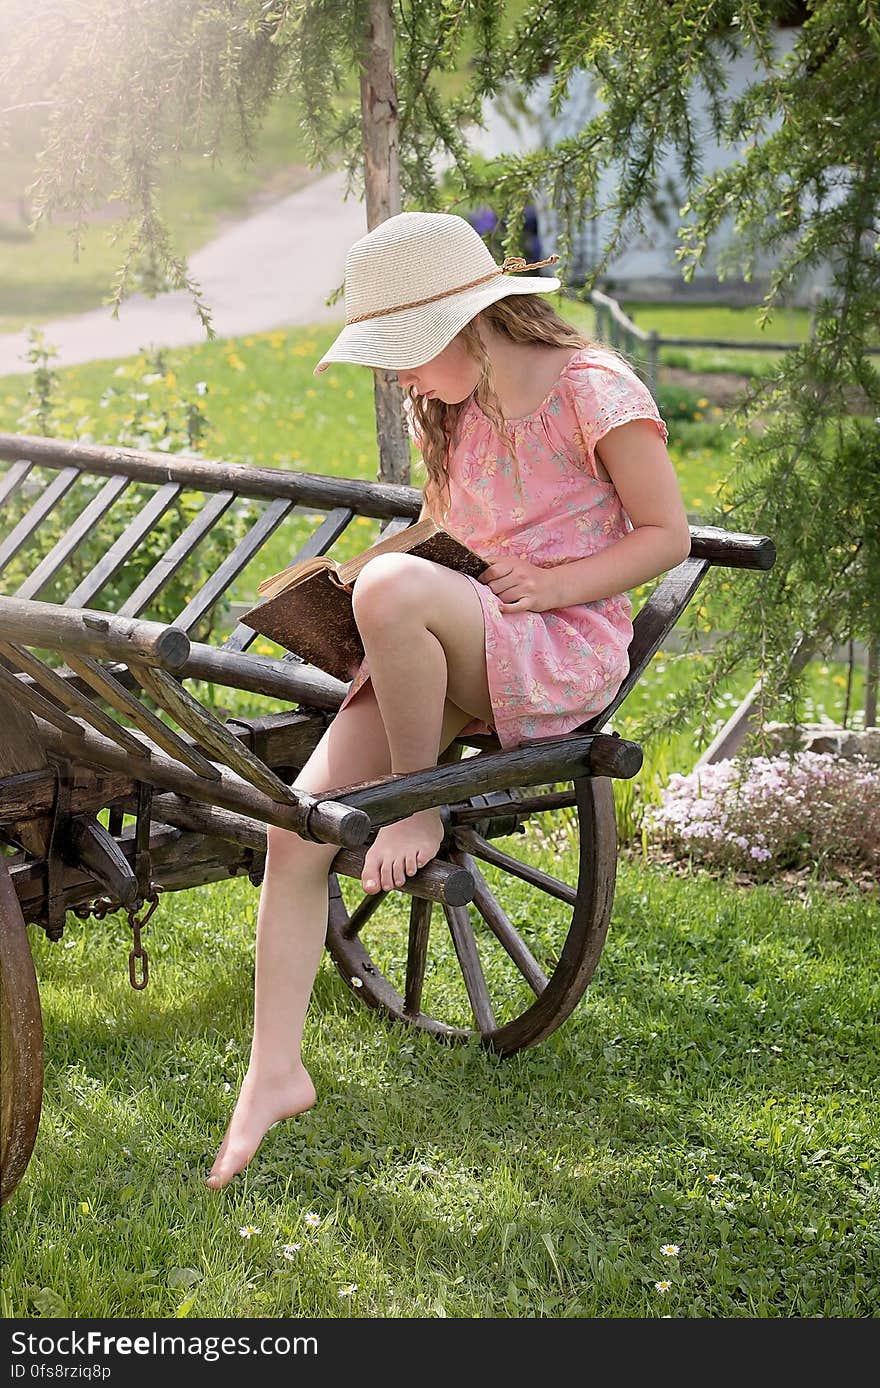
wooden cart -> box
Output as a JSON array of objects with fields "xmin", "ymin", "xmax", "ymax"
[{"xmin": 0, "ymin": 433, "xmax": 775, "ymax": 1203}]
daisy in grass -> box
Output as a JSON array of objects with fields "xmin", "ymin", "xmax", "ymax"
[
  {"xmin": 655, "ymin": 1280, "xmax": 672, "ymax": 1293},
  {"xmin": 338, "ymin": 1284, "xmax": 358, "ymax": 1298},
  {"xmin": 304, "ymin": 1211, "xmax": 321, "ymax": 1229},
  {"xmin": 239, "ymin": 1225, "xmax": 261, "ymax": 1238},
  {"xmin": 281, "ymin": 1244, "xmax": 302, "ymax": 1261},
  {"xmin": 660, "ymin": 1244, "xmax": 680, "ymax": 1257},
  {"xmin": 706, "ymin": 1173, "xmax": 722, "ymax": 1184}
]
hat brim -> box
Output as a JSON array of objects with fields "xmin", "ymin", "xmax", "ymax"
[{"xmin": 313, "ymin": 273, "xmax": 562, "ymax": 375}]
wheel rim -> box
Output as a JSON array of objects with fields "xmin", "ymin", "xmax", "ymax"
[
  {"xmin": 0, "ymin": 857, "xmax": 44, "ymax": 1204},
  {"xmin": 325, "ymin": 775, "xmax": 617, "ymax": 1057}
]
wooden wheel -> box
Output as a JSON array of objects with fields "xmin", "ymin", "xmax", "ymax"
[
  {"xmin": 0, "ymin": 856, "xmax": 43, "ymax": 1204},
  {"xmin": 325, "ymin": 774, "xmax": 617, "ymax": 1057}
]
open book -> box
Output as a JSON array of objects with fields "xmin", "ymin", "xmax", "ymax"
[{"xmin": 240, "ymin": 516, "xmax": 489, "ymax": 682}]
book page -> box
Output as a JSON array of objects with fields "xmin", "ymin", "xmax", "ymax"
[
  {"xmin": 337, "ymin": 516, "xmax": 439, "ymax": 583},
  {"xmin": 257, "ymin": 554, "xmax": 337, "ymax": 598}
]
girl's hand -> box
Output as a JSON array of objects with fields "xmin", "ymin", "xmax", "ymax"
[{"xmin": 478, "ymin": 556, "xmax": 561, "ymax": 613}]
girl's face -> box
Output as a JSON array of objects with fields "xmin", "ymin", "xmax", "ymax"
[{"xmin": 394, "ymin": 330, "xmax": 480, "ymax": 405}]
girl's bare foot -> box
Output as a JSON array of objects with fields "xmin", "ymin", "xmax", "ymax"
[
  {"xmin": 206, "ymin": 1065, "xmax": 316, "ymax": 1190},
  {"xmin": 361, "ymin": 807, "xmax": 445, "ymax": 894}
]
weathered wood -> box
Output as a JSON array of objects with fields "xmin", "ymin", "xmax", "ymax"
[
  {"xmin": 453, "ymin": 825, "xmax": 578, "ymax": 907},
  {"xmin": 0, "ymin": 433, "xmax": 422, "ymax": 518},
  {"xmin": 65, "ymin": 481, "xmax": 182, "ymax": 609},
  {"xmin": 131, "ymin": 663, "xmax": 298, "ymax": 803},
  {"xmin": 224, "ymin": 709, "xmax": 328, "ymax": 771},
  {"xmin": 172, "ymin": 497, "xmax": 294, "ymax": 633},
  {"xmin": 0, "ymin": 596, "xmax": 191, "ymax": 670},
  {"xmin": 223, "ymin": 505, "xmax": 356, "ymax": 653},
  {"xmin": 62, "ymin": 816, "xmax": 137, "ymax": 905},
  {"xmin": 443, "ymin": 903, "xmax": 496, "ymax": 1034},
  {"xmin": 0, "ymin": 467, "xmax": 80, "ymax": 571},
  {"xmin": 341, "ymin": 886, "xmax": 388, "ymax": 938},
  {"xmin": 0, "ymin": 458, "xmax": 33, "ymax": 507},
  {"xmin": 688, "ymin": 525, "xmax": 775, "ymax": 571},
  {"xmin": 31, "ymin": 716, "xmax": 371, "ymax": 848},
  {"xmin": 334, "ymin": 732, "xmax": 642, "ymax": 825},
  {"xmin": 450, "ymin": 847, "xmax": 548, "ymax": 995},
  {"xmin": 0, "ymin": 685, "xmax": 50, "ymax": 856},
  {"xmin": 118, "ymin": 489, "xmax": 236, "ymax": 618},
  {"xmin": 0, "ymin": 856, "xmax": 43, "ymax": 1205},
  {"xmin": 63, "ymin": 654, "xmax": 220, "ymax": 781},
  {"xmin": 0, "ymin": 765, "xmax": 131, "ymax": 825},
  {"xmin": 0, "ymin": 641, "xmax": 147, "ymax": 758},
  {"xmin": 579, "ymin": 556, "xmax": 710, "ymax": 733},
  {"xmin": 449, "ymin": 789, "xmax": 577, "ymax": 823},
  {"xmin": 15, "ymin": 474, "xmax": 130, "ymax": 600},
  {"xmin": 147, "ymin": 793, "xmax": 474, "ymax": 905},
  {"xmin": 181, "ymin": 640, "xmax": 349, "ymax": 710},
  {"xmin": 403, "ymin": 897, "xmax": 432, "ymax": 1016},
  {"xmin": 0, "ymin": 661, "xmax": 85, "ymax": 740}
]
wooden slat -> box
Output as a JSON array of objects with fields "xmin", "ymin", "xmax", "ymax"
[
  {"xmin": 452, "ymin": 825, "xmax": 578, "ymax": 907},
  {"xmin": 579, "ymin": 556, "xmax": 710, "ymax": 733},
  {"xmin": 0, "ymin": 641, "xmax": 148, "ymax": 758},
  {"xmin": 451, "ymin": 847, "xmax": 547, "ymax": 996},
  {"xmin": 443, "ymin": 902, "xmax": 496, "ymax": 1034},
  {"xmin": 131, "ymin": 663, "xmax": 299, "ymax": 803},
  {"xmin": 118, "ymin": 489, "xmax": 236, "ymax": 617},
  {"xmin": 63, "ymin": 653, "xmax": 221, "ymax": 780},
  {"xmin": 404, "ymin": 896, "xmax": 432, "ymax": 1016},
  {"xmin": 15, "ymin": 474, "xmax": 130, "ymax": 600},
  {"xmin": 0, "ymin": 459, "xmax": 34, "ymax": 508},
  {"xmin": 223, "ymin": 505, "xmax": 356, "ymax": 653},
  {"xmin": 65, "ymin": 481, "xmax": 181, "ymax": 608},
  {"xmin": 0, "ymin": 661, "xmax": 84, "ymax": 739},
  {"xmin": 0, "ymin": 432, "xmax": 422, "ymax": 518},
  {"xmin": 0, "ymin": 466, "xmax": 80, "ymax": 571},
  {"xmin": 172, "ymin": 496, "xmax": 294, "ymax": 633}
]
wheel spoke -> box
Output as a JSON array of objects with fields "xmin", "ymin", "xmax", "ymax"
[
  {"xmin": 450, "ymin": 849, "xmax": 548, "ymax": 996},
  {"xmin": 452, "ymin": 825, "xmax": 577, "ymax": 906},
  {"xmin": 403, "ymin": 897, "xmax": 432, "ymax": 1016},
  {"xmin": 443, "ymin": 903, "xmax": 496, "ymax": 1034},
  {"xmin": 341, "ymin": 885, "xmax": 388, "ymax": 938}
]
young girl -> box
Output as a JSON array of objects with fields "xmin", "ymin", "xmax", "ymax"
[{"xmin": 207, "ymin": 211, "xmax": 691, "ymax": 1189}]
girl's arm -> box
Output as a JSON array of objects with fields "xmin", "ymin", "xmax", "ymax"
[{"xmin": 548, "ymin": 419, "xmax": 692, "ymax": 609}]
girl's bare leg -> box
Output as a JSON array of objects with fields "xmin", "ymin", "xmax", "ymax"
[
  {"xmin": 353, "ymin": 555, "xmax": 494, "ymax": 894},
  {"xmin": 206, "ymin": 691, "xmax": 476, "ymax": 1189}
]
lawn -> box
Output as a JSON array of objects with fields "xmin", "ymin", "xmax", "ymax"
[
  {"xmin": 2, "ymin": 852, "xmax": 875, "ymax": 1318},
  {"xmin": 1, "ymin": 323, "xmax": 876, "ymax": 1319}
]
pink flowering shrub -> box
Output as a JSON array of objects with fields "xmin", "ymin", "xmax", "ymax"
[{"xmin": 646, "ymin": 752, "xmax": 880, "ymax": 878}]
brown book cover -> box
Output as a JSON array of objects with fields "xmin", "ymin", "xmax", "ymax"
[{"xmin": 240, "ymin": 516, "xmax": 489, "ymax": 683}]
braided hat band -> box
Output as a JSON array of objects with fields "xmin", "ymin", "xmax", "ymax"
[
  {"xmin": 346, "ymin": 254, "xmax": 561, "ymax": 325},
  {"xmin": 314, "ymin": 212, "xmax": 563, "ymax": 375}
]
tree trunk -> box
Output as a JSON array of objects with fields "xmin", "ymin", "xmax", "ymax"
[{"xmin": 359, "ymin": 0, "xmax": 410, "ymax": 492}]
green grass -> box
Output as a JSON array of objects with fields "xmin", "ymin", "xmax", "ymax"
[
  {"xmin": 0, "ymin": 97, "xmax": 318, "ymax": 333},
  {"xmin": 2, "ymin": 857, "xmax": 876, "ymax": 1318}
]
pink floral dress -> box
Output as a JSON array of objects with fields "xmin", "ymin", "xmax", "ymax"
[{"xmin": 336, "ymin": 346, "xmax": 668, "ymax": 749}]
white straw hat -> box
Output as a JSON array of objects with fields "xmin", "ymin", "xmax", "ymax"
[{"xmin": 313, "ymin": 210, "xmax": 561, "ymax": 375}]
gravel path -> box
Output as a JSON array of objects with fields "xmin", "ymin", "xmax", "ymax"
[{"xmin": 0, "ymin": 169, "xmax": 365, "ymax": 377}]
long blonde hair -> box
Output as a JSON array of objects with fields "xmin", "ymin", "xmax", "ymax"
[{"xmin": 406, "ymin": 295, "xmax": 592, "ymax": 523}]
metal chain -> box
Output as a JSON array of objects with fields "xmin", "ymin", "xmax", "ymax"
[
  {"xmin": 126, "ymin": 888, "xmax": 160, "ymax": 991},
  {"xmin": 72, "ymin": 886, "xmax": 160, "ymax": 989}
]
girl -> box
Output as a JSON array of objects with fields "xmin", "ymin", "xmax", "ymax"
[{"xmin": 207, "ymin": 211, "xmax": 690, "ymax": 1189}]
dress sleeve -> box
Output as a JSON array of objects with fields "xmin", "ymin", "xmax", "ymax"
[{"xmin": 564, "ymin": 351, "xmax": 668, "ymax": 479}]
